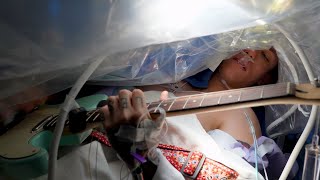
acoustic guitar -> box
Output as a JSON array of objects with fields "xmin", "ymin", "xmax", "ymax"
[{"xmin": 1, "ymin": 82, "xmax": 320, "ymax": 179}]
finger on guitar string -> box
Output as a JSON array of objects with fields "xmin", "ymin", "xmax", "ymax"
[
  {"xmin": 100, "ymin": 96, "xmax": 120, "ymax": 130},
  {"xmin": 118, "ymin": 89, "xmax": 132, "ymax": 109},
  {"xmin": 99, "ymin": 105, "xmax": 113, "ymax": 130},
  {"xmin": 131, "ymin": 89, "xmax": 147, "ymax": 110},
  {"xmin": 118, "ymin": 90, "xmax": 136, "ymax": 125},
  {"xmin": 160, "ymin": 90, "xmax": 169, "ymax": 101},
  {"xmin": 106, "ymin": 96, "xmax": 119, "ymax": 115},
  {"xmin": 102, "ymin": 89, "xmax": 155, "ymax": 130},
  {"xmin": 131, "ymin": 89, "xmax": 152, "ymax": 125}
]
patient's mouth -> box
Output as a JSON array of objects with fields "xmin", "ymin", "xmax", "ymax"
[{"xmin": 233, "ymin": 51, "xmax": 254, "ymax": 68}]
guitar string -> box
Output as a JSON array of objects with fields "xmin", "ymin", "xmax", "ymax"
[{"xmin": 87, "ymin": 109, "xmax": 100, "ymax": 122}]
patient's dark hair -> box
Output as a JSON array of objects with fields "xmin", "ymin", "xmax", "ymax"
[
  {"xmin": 269, "ymin": 63, "xmax": 279, "ymax": 84},
  {"xmin": 256, "ymin": 47, "xmax": 279, "ymax": 86}
]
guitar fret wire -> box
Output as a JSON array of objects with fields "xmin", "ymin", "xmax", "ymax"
[
  {"xmin": 147, "ymin": 103, "xmax": 151, "ymax": 108},
  {"xmin": 168, "ymin": 98, "xmax": 176, "ymax": 111},
  {"xmin": 154, "ymin": 100, "xmax": 164, "ymax": 113},
  {"xmin": 50, "ymin": 119, "xmax": 57, "ymax": 127},
  {"xmin": 32, "ymin": 115, "xmax": 54, "ymax": 132},
  {"xmin": 260, "ymin": 86, "xmax": 265, "ymax": 99},
  {"xmin": 86, "ymin": 109, "xmax": 99, "ymax": 122},
  {"xmin": 92, "ymin": 112, "xmax": 100, "ymax": 122},
  {"xmin": 48, "ymin": 116, "xmax": 58, "ymax": 126},
  {"xmin": 183, "ymin": 96, "xmax": 191, "ymax": 109},
  {"xmin": 199, "ymin": 94, "xmax": 206, "ymax": 107},
  {"xmin": 217, "ymin": 95, "xmax": 222, "ymax": 105},
  {"xmin": 238, "ymin": 91, "xmax": 242, "ymax": 102},
  {"xmin": 41, "ymin": 115, "xmax": 54, "ymax": 128}
]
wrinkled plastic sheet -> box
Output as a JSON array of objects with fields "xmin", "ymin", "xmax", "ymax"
[{"xmin": 1, "ymin": 0, "xmax": 320, "ymax": 136}]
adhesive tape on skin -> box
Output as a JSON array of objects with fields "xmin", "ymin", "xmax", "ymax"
[
  {"xmin": 207, "ymin": 51, "xmax": 254, "ymax": 72},
  {"xmin": 143, "ymin": 107, "xmax": 166, "ymax": 150},
  {"xmin": 114, "ymin": 110, "xmax": 166, "ymax": 145},
  {"xmin": 238, "ymin": 51, "xmax": 254, "ymax": 64},
  {"xmin": 114, "ymin": 125, "xmax": 145, "ymax": 142}
]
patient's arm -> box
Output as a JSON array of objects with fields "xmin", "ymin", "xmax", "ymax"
[
  {"xmin": 197, "ymin": 108, "xmax": 262, "ymax": 146},
  {"xmin": 157, "ymin": 90, "xmax": 262, "ymax": 145}
]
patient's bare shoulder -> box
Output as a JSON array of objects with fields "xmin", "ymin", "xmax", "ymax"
[{"xmin": 197, "ymin": 108, "xmax": 262, "ymax": 145}]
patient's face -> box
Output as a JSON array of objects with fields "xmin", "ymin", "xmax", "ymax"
[{"xmin": 217, "ymin": 47, "xmax": 278, "ymax": 88}]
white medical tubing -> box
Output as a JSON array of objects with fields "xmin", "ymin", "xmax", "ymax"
[
  {"xmin": 243, "ymin": 111, "xmax": 259, "ymax": 180},
  {"xmin": 266, "ymin": 44, "xmax": 299, "ymax": 135},
  {"xmin": 279, "ymin": 106, "xmax": 318, "ymax": 180},
  {"xmin": 48, "ymin": 55, "xmax": 106, "ymax": 180},
  {"xmin": 273, "ymin": 23, "xmax": 315, "ymax": 84},
  {"xmin": 273, "ymin": 23, "xmax": 318, "ymax": 180},
  {"xmin": 267, "ymin": 105, "xmax": 298, "ymax": 134}
]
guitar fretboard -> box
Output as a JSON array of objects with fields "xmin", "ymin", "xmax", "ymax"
[{"xmin": 146, "ymin": 82, "xmax": 295, "ymax": 113}]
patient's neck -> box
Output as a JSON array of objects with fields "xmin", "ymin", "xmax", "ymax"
[{"xmin": 204, "ymin": 74, "xmax": 231, "ymax": 92}]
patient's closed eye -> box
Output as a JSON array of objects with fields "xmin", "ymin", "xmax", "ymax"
[{"xmin": 262, "ymin": 51, "xmax": 269, "ymax": 62}]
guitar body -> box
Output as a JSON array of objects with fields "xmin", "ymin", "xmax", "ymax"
[{"xmin": 0, "ymin": 94, "xmax": 107, "ymax": 180}]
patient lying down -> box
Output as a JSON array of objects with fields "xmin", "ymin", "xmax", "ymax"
[
  {"xmin": 128, "ymin": 48, "xmax": 297, "ymax": 179},
  {"xmin": 6, "ymin": 48, "xmax": 298, "ymax": 180},
  {"xmin": 93, "ymin": 48, "xmax": 297, "ymax": 179}
]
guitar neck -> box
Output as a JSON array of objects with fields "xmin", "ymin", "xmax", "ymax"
[
  {"xmin": 146, "ymin": 82, "xmax": 295, "ymax": 113},
  {"xmin": 40, "ymin": 82, "xmax": 295, "ymax": 130}
]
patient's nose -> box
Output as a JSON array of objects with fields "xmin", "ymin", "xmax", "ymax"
[{"xmin": 243, "ymin": 49, "xmax": 257, "ymax": 59}]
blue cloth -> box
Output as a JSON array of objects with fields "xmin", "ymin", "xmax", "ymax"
[{"xmin": 184, "ymin": 68, "xmax": 214, "ymax": 88}]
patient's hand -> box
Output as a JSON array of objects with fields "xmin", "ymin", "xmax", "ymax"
[
  {"xmin": 100, "ymin": 89, "xmax": 151, "ymax": 168},
  {"xmin": 159, "ymin": 90, "xmax": 169, "ymax": 101},
  {"xmin": 101, "ymin": 89, "xmax": 150, "ymax": 131}
]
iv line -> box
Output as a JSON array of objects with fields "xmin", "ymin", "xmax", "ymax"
[
  {"xmin": 243, "ymin": 109, "xmax": 269, "ymax": 180},
  {"xmin": 222, "ymin": 78, "xmax": 267, "ymax": 179}
]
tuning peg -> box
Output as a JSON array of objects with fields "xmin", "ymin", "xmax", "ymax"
[{"xmin": 68, "ymin": 107, "xmax": 87, "ymax": 133}]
